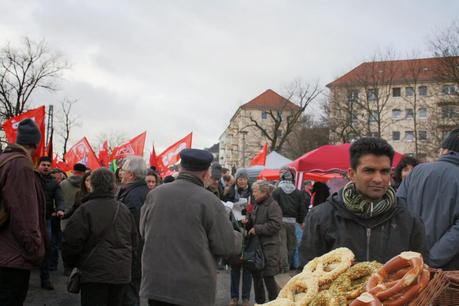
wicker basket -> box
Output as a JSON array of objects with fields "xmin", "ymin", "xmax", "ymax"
[
  {"xmin": 409, "ymin": 269, "xmax": 449, "ymax": 306},
  {"xmin": 432, "ymin": 271, "xmax": 459, "ymax": 306}
]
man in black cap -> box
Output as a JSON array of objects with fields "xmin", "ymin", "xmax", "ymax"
[
  {"xmin": 398, "ymin": 128, "xmax": 459, "ymax": 270},
  {"xmin": 140, "ymin": 149, "xmax": 236, "ymax": 306},
  {"xmin": 0, "ymin": 118, "xmax": 47, "ymax": 305}
]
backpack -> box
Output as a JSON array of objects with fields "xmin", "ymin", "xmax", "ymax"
[{"xmin": 0, "ymin": 154, "xmax": 27, "ymax": 228}]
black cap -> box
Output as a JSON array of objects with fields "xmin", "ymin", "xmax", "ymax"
[
  {"xmin": 441, "ymin": 128, "xmax": 459, "ymax": 153},
  {"xmin": 16, "ymin": 118, "xmax": 41, "ymax": 146},
  {"xmin": 73, "ymin": 163, "xmax": 87, "ymax": 172},
  {"xmin": 211, "ymin": 162, "xmax": 222, "ymax": 180},
  {"xmin": 39, "ymin": 156, "xmax": 52, "ymax": 163},
  {"xmin": 180, "ymin": 149, "xmax": 213, "ymax": 171}
]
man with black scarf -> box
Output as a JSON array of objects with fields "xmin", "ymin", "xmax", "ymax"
[{"xmin": 300, "ymin": 137, "xmax": 425, "ymax": 265}]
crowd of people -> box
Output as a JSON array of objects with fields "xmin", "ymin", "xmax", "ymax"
[{"xmin": 0, "ymin": 118, "xmax": 458, "ymax": 306}]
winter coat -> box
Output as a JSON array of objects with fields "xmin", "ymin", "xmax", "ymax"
[
  {"xmin": 62, "ymin": 192, "xmax": 138, "ymax": 284},
  {"xmin": 397, "ymin": 152, "xmax": 459, "ymax": 270},
  {"xmin": 140, "ymin": 172, "xmax": 236, "ymax": 306},
  {"xmin": 117, "ymin": 179, "xmax": 149, "ymax": 228},
  {"xmin": 299, "ymin": 190, "xmax": 425, "ymax": 265},
  {"xmin": 0, "ymin": 144, "xmax": 47, "ymax": 269},
  {"xmin": 60, "ymin": 175, "xmax": 82, "ymax": 212},
  {"xmin": 222, "ymin": 184, "xmax": 252, "ymax": 203},
  {"xmin": 116, "ymin": 179, "xmax": 149, "ymax": 279},
  {"xmin": 250, "ymin": 196, "xmax": 282, "ymax": 277},
  {"xmin": 40, "ymin": 174, "xmax": 65, "ymax": 219},
  {"xmin": 272, "ymin": 187, "xmax": 307, "ymax": 223}
]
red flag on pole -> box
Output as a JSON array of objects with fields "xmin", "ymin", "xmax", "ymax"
[
  {"xmin": 2, "ymin": 106, "xmax": 46, "ymax": 160},
  {"xmin": 110, "ymin": 131, "xmax": 146, "ymax": 161},
  {"xmin": 249, "ymin": 143, "xmax": 268, "ymax": 166},
  {"xmin": 149, "ymin": 144, "xmax": 161, "ymax": 169},
  {"xmin": 98, "ymin": 140, "xmax": 109, "ymax": 167},
  {"xmin": 64, "ymin": 137, "xmax": 101, "ymax": 170},
  {"xmin": 157, "ymin": 132, "xmax": 192, "ymax": 173}
]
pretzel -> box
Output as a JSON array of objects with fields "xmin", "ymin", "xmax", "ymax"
[
  {"xmin": 277, "ymin": 271, "xmax": 319, "ymax": 306},
  {"xmin": 329, "ymin": 261, "xmax": 382, "ymax": 300},
  {"xmin": 383, "ymin": 268, "xmax": 430, "ymax": 306},
  {"xmin": 349, "ymin": 292, "xmax": 382, "ymax": 306},
  {"xmin": 308, "ymin": 290, "xmax": 347, "ymax": 306},
  {"xmin": 254, "ymin": 298, "xmax": 296, "ymax": 306},
  {"xmin": 366, "ymin": 251, "xmax": 423, "ymax": 301},
  {"xmin": 303, "ymin": 247, "xmax": 354, "ymax": 285}
]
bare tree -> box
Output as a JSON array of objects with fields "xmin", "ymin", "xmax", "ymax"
[
  {"xmin": 95, "ymin": 130, "xmax": 127, "ymax": 154},
  {"xmin": 0, "ymin": 38, "xmax": 68, "ymax": 120},
  {"xmin": 246, "ymin": 80, "xmax": 322, "ymax": 152},
  {"xmin": 283, "ymin": 113, "xmax": 329, "ymax": 159},
  {"xmin": 56, "ymin": 99, "xmax": 79, "ymax": 159}
]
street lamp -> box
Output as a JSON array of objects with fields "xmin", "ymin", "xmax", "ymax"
[{"xmin": 239, "ymin": 130, "xmax": 248, "ymax": 168}]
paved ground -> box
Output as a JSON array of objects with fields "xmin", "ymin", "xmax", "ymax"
[{"xmin": 25, "ymin": 263, "xmax": 292, "ymax": 306}]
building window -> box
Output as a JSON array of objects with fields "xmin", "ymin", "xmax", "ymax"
[
  {"xmin": 418, "ymin": 107, "xmax": 427, "ymax": 118},
  {"xmin": 392, "ymin": 87, "xmax": 401, "ymax": 97},
  {"xmin": 392, "ymin": 108, "xmax": 401, "ymax": 119},
  {"xmin": 405, "ymin": 87, "xmax": 415, "ymax": 96},
  {"xmin": 348, "ymin": 90, "xmax": 358, "ymax": 101},
  {"xmin": 405, "ymin": 131, "xmax": 414, "ymax": 142},
  {"xmin": 369, "ymin": 111, "xmax": 378, "ymax": 123},
  {"xmin": 405, "ymin": 108, "xmax": 414, "ymax": 119},
  {"xmin": 392, "ymin": 131, "xmax": 400, "ymax": 141},
  {"xmin": 443, "ymin": 85, "xmax": 456, "ymax": 95},
  {"xmin": 418, "ymin": 131, "xmax": 427, "ymax": 141},
  {"xmin": 367, "ymin": 88, "xmax": 378, "ymax": 101},
  {"xmin": 261, "ymin": 111, "xmax": 268, "ymax": 119},
  {"xmin": 442, "ymin": 105, "xmax": 457, "ymax": 119},
  {"xmin": 418, "ymin": 86, "xmax": 427, "ymax": 96}
]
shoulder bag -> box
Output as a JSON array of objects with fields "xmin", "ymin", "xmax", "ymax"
[{"xmin": 67, "ymin": 202, "xmax": 120, "ymax": 294}]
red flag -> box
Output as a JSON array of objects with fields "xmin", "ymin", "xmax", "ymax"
[
  {"xmin": 149, "ymin": 144, "xmax": 160, "ymax": 168},
  {"xmin": 53, "ymin": 154, "xmax": 70, "ymax": 172},
  {"xmin": 157, "ymin": 132, "xmax": 192, "ymax": 173},
  {"xmin": 249, "ymin": 143, "xmax": 268, "ymax": 166},
  {"xmin": 2, "ymin": 106, "xmax": 46, "ymax": 160},
  {"xmin": 64, "ymin": 137, "xmax": 101, "ymax": 170},
  {"xmin": 110, "ymin": 131, "xmax": 146, "ymax": 161},
  {"xmin": 98, "ymin": 140, "xmax": 109, "ymax": 167}
]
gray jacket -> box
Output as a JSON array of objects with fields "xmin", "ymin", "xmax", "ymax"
[
  {"xmin": 140, "ymin": 173, "xmax": 236, "ymax": 306},
  {"xmin": 397, "ymin": 152, "xmax": 459, "ymax": 270}
]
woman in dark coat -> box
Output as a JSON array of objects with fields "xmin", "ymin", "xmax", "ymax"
[
  {"xmin": 62, "ymin": 168, "xmax": 138, "ymax": 306},
  {"xmin": 248, "ymin": 180, "xmax": 282, "ymax": 304}
]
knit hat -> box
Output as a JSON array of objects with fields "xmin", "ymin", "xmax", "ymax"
[
  {"xmin": 73, "ymin": 163, "xmax": 88, "ymax": 172},
  {"xmin": 235, "ymin": 168, "xmax": 248, "ymax": 180},
  {"xmin": 16, "ymin": 119, "xmax": 41, "ymax": 146},
  {"xmin": 441, "ymin": 128, "xmax": 459, "ymax": 153}
]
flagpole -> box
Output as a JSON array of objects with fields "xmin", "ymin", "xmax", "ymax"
[{"xmin": 46, "ymin": 105, "xmax": 54, "ymax": 148}]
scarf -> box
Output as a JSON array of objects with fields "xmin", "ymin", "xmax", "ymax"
[
  {"xmin": 342, "ymin": 182, "xmax": 396, "ymax": 219},
  {"xmin": 278, "ymin": 180, "xmax": 296, "ymax": 194}
]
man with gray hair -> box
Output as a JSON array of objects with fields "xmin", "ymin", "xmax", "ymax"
[
  {"xmin": 140, "ymin": 149, "xmax": 236, "ymax": 306},
  {"xmin": 117, "ymin": 155, "xmax": 149, "ymax": 306}
]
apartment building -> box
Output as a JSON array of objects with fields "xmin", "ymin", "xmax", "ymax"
[
  {"xmin": 327, "ymin": 57, "xmax": 459, "ymax": 160},
  {"xmin": 219, "ymin": 89, "xmax": 299, "ymax": 169}
]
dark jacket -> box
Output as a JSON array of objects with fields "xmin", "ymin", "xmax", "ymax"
[
  {"xmin": 222, "ymin": 184, "xmax": 252, "ymax": 203},
  {"xmin": 397, "ymin": 152, "xmax": 459, "ymax": 270},
  {"xmin": 61, "ymin": 175, "xmax": 82, "ymax": 212},
  {"xmin": 0, "ymin": 144, "xmax": 47, "ymax": 269},
  {"xmin": 40, "ymin": 174, "xmax": 65, "ymax": 219},
  {"xmin": 272, "ymin": 187, "xmax": 307, "ymax": 223},
  {"xmin": 62, "ymin": 192, "xmax": 138, "ymax": 284},
  {"xmin": 299, "ymin": 190, "xmax": 425, "ymax": 265},
  {"xmin": 140, "ymin": 173, "xmax": 236, "ymax": 306},
  {"xmin": 117, "ymin": 179, "xmax": 149, "ymax": 227},
  {"xmin": 250, "ymin": 196, "xmax": 282, "ymax": 276}
]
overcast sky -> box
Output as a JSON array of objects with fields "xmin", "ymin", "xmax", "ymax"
[{"xmin": 0, "ymin": 0, "xmax": 458, "ymax": 153}]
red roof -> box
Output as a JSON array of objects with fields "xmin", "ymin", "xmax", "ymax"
[
  {"xmin": 241, "ymin": 89, "xmax": 300, "ymax": 111},
  {"xmin": 327, "ymin": 56, "xmax": 459, "ymax": 88}
]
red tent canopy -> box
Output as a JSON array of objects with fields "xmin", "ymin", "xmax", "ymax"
[
  {"xmin": 288, "ymin": 143, "xmax": 403, "ymax": 172},
  {"xmin": 258, "ymin": 169, "xmax": 342, "ymax": 183}
]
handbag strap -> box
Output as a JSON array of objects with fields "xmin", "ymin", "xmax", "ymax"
[{"xmin": 80, "ymin": 202, "xmax": 120, "ymax": 268}]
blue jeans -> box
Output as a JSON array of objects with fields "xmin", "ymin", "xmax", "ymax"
[{"xmin": 230, "ymin": 263, "xmax": 252, "ymax": 300}]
